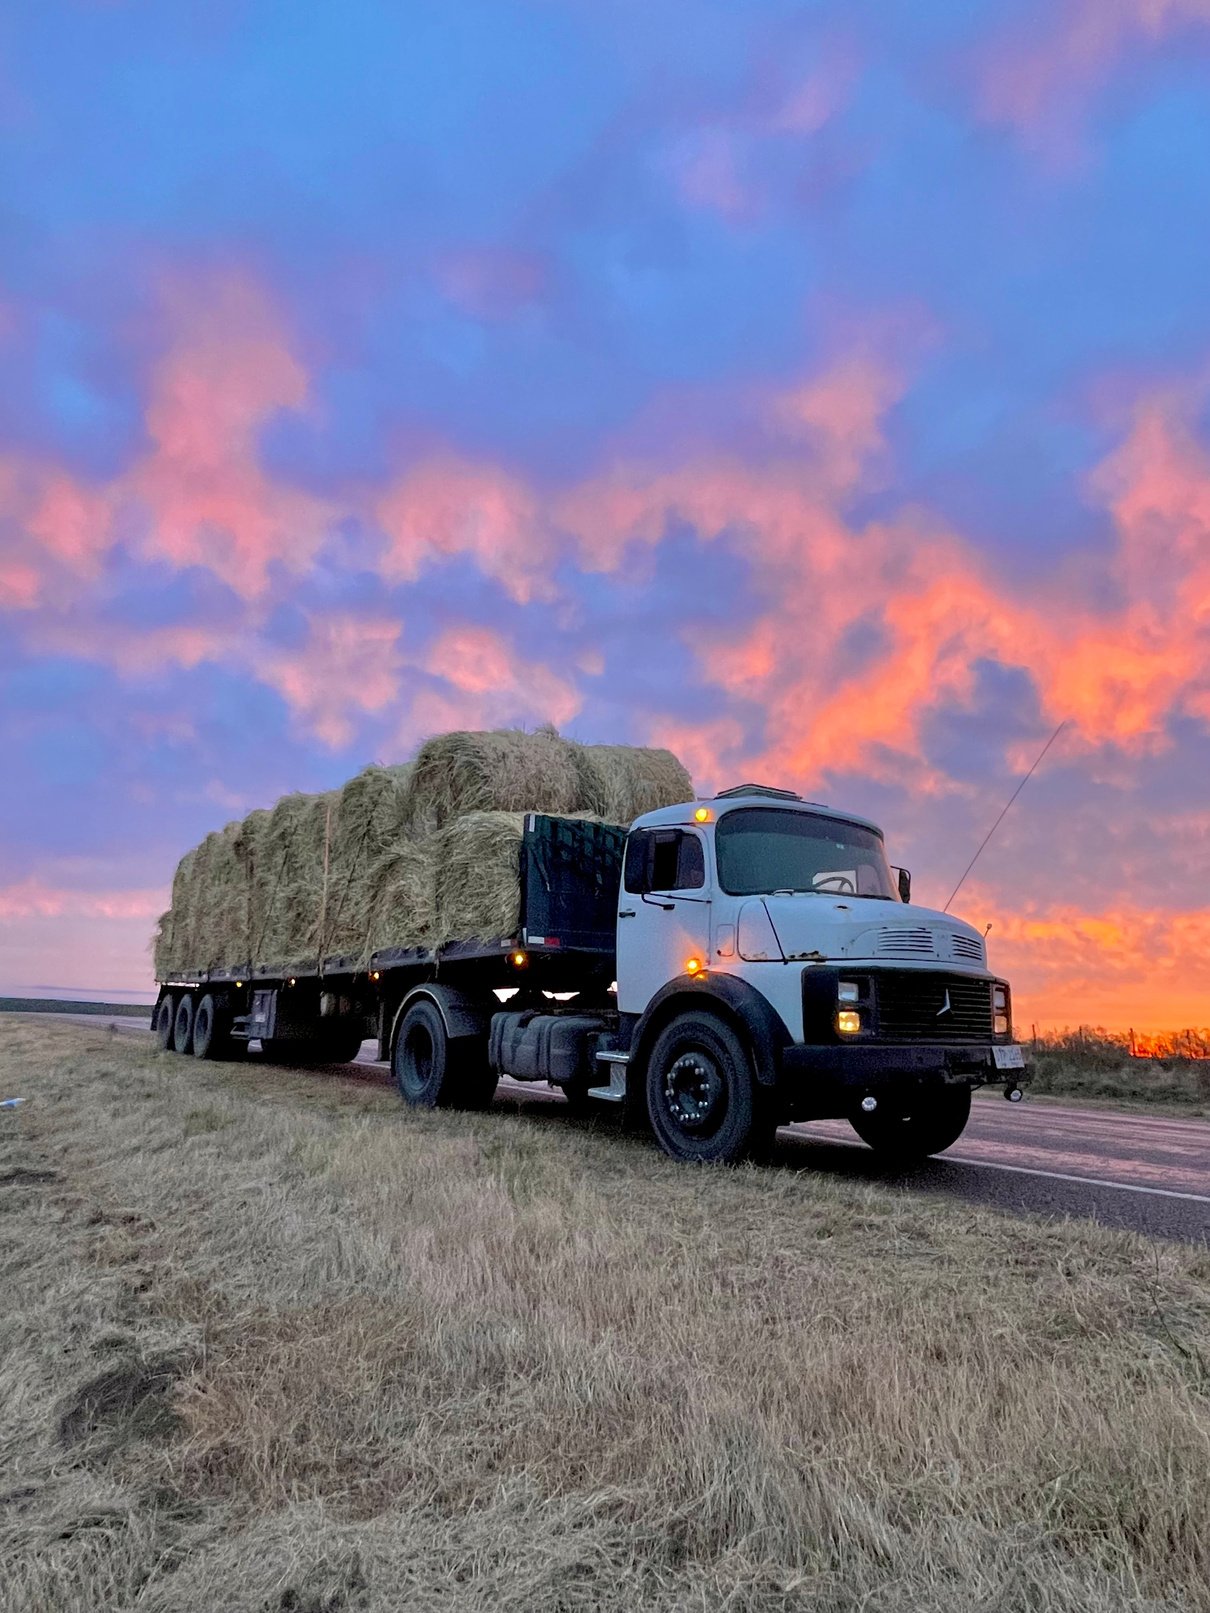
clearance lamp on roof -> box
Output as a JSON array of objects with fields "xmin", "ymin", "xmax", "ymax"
[{"xmin": 694, "ymin": 806, "xmax": 711, "ymax": 823}]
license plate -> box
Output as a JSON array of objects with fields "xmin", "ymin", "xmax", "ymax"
[{"xmin": 993, "ymin": 1045, "xmax": 1025, "ymax": 1070}]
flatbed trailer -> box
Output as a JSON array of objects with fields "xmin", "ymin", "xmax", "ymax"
[
  {"xmin": 154, "ymin": 813, "xmax": 626, "ymax": 1074},
  {"xmin": 154, "ymin": 789, "xmax": 1028, "ymax": 1165}
]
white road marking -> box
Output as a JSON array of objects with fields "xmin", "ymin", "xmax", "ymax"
[
  {"xmin": 791, "ymin": 1129, "xmax": 1210, "ymax": 1204},
  {"xmin": 941, "ymin": 1155, "xmax": 1210, "ymax": 1205}
]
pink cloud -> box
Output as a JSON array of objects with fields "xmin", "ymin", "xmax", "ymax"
[
  {"xmin": 400, "ymin": 624, "xmax": 581, "ymax": 744},
  {"xmin": 376, "ymin": 456, "xmax": 551, "ymax": 603},
  {"xmin": 435, "ymin": 248, "xmax": 551, "ymax": 320},
  {"xmin": 976, "ymin": 0, "xmax": 1210, "ymax": 150},
  {"xmin": 260, "ymin": 613, "xmax": 405, "ymax": 748},
  {"xmin": 130, "ymin": 271, "xmax": 331, "ymax": 595},
  {"xmin": 0, "ymin": 878, "xmax": 165, "ymax": 921}
]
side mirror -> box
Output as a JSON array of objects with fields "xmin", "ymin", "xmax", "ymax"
[{"xmin": 896, "ymin": 867, "xmax": 911, "ymax": 904}]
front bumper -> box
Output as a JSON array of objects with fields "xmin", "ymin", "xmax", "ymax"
[{"xmin": 778, "ymin": 1040, "xmax": 1027, "ymax": 1119}]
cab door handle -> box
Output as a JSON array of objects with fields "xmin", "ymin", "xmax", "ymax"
[{"xmin": 618, "ymin": 909, "xmax": 636, "ymax": 918}]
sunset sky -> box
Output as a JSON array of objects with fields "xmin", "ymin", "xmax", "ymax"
[{"xmin": 2, "ymin": 0, "xmax": 1209, "ymax": 1030}]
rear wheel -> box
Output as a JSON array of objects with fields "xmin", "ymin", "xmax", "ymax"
[
  {"xmin": 154, "ymin": 996, "xmax": 176, "ymax": 1051},
  {"xmin": 192, "ymin": 993, "xmax": 235, "ymax": 1060},
  {"xmin": 393, "ymin": 997, "xmax": 495, "ymax": 1110},
  {"xmin": 646, "ymin": 1010, "xmax": 773, "ymax": 1164},
  {"xmin": 172, "ymin": 994, "xmax": 195, "ymax": 1055},
  {"xmin": 849, "ymin": 1086, "xmax": 971, "ymax": 1163}
]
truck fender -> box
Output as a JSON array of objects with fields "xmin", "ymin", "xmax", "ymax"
[
  {"xmin": 630, "ymin": 973, "xmax": 793, "ymax": 1090},
  {"xmin": 387, "ymin": 983, "xmax": 492, "ymax": 1061}
]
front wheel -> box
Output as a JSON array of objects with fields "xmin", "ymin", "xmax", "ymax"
[
  {"xmin": 646, "ymin": 1010, "xmax": 773, "ymax": 1164},
  {"xmin": 393, "ymin": 997, "xmax": 496, "ymax": 1110},
  {"xmin": 849, "ymin": 1086, "xmax": 971, "ymax": 1163}
]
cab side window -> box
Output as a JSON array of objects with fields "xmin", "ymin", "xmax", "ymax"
[{"xmin": 626, "ymin": 829, "xmax": 706, "ymax": 892}]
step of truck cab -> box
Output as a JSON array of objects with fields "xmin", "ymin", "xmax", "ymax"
[{"xmin": 588, "ymin": 1049, "xmax": 629, "ymax": 1103}]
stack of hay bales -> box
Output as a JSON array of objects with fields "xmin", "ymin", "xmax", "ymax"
[{"xmin": 153, "ymin": 729, "xmax": 692, "ymax": 977}]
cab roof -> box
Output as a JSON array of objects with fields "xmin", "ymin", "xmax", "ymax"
[{"xmin": 630, "ymin": 792, "xmax": 884, "ymax": 838}]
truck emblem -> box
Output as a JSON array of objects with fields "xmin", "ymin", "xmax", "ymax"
[{"xmin": 937, "ymin": 989, "xmax": 952, "ymax": 1017}]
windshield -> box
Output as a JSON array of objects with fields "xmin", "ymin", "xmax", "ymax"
[{"xmin": 715, "ymin": 807, "xmax": 898, "ymax": 899}]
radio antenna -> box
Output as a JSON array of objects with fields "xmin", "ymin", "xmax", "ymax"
[{"xmin": 943, "ymin": 719, "xmax": 1067, "ymax": 913}]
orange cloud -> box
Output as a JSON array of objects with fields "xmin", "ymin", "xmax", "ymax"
[{"xmin": 958, "ymin": 892, "xmax": 1210, "ymax": 1033}]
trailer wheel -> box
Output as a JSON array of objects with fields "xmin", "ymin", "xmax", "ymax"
[
  {"xmin": 645, "ymin": 1009, "xmax": 772, "ymax": 1164},
  {"xmin": 192, "ymin": 993, "xmax": 234, "ymax": 1060},
  {"xmin": 172, "ymin": 994, "xmax": 195, "ymax": 1055},
  {"xmin": 154, "ymin": 996, "xmax": 176, "ymax": 1051},
  {"xmin": 849, "ymin": 1086, "xmax": 971, "ymax": 1163},
  {"xmin": 393, "ymin": 997, "xmax": 495, "ymax": 1110}
]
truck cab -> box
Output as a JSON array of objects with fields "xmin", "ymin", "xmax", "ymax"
[{"xmin": 598, "ymin": 784, "xmax": 1025, "ymax": 1162}]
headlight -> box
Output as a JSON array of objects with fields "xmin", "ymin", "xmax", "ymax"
[
  {"xmin": 837, "ymin": 1009, "xmax": 862, "ymax": 1035},
  {"xmin": 993, "ymin": 985, "xmax": 1008, "ymax": 1011},
  {"xmin": 994, "ymin": 1014, "xmax": 1009, "ymax": 1036},
  {"xmin": 838, "ymin": 980, "xmax": 861, "ymax": 1003}
]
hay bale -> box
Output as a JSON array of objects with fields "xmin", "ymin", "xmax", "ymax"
[
  {"xmin": 363, "ymin": 840, "xmax": 436, "ymax": 956},
  {"xmin": 572, "ymin": 744, "xmax": 692, "ymax": 825},
  {"xmin": 430, "ymin": 812, "xmax": 528, "ymax": 945},
  {"xmin": 408, "ymin": 729, "xmax": 583, "ymax": 831},
  {"xmin": 152, "ymin": 909, "xmax": 176, "ymax": 978},
  {"xmin": 153, "ymin": 731, "xmax": 693, "ymax": 973},
  {"xmin": 324, "ymin": 764, "xmax": 415, "ymax": 957},
  {"xmin": 252, "ymin": 791, "xmax": 336, "ymax": 967}
]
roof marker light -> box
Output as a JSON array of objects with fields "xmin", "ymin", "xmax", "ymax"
[{"xmin": 694, "ymin": 807, "xmax": 711, "ymax": 823}]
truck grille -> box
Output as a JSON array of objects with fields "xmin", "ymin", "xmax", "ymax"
[
  {"xmin": 873, "ymin": 926, "xmax": 937, "ymax": 958},
  {"xmin": 876, "ymin": 971, "xmax": 993, "ymax": 1042}
]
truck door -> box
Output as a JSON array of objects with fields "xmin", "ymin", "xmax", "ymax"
[{"xmin": 616, "ymin": 827, "xmax": 711, "ymax": 1015}]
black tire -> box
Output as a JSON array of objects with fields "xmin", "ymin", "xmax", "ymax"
[
  {"xmin": 172, "ymin": 994, "xmax": 195, "ymax": 1056},
  {"xmin": 849, "ymin": 1086, "xmax": 971, "ymax": 1163},
  {"xmin": 393, "ymin": 997, "xmax": 496, "ymax": 1110},
  {"xmin": 645, "ymin": 1010, "xmax": 773, "ymax": 1164},
  {"xmin": 154, "ymin": 996, "xmax": 176, "ymax": 1051},
  {"xmin": 192, "ymin": 993, "xmax": 232, "ymax": 1060}
]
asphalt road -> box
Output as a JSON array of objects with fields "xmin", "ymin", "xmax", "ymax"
[{"xmin": 21, "ymin": 1012, "xmax": 1210, "ymax": 1242}]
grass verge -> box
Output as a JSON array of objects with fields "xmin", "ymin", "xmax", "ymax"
[
  {"xmin": 1025, "ymin": 1047, "xmax": 1210, "ymax": 1115},
  {"xmin": 2, "ymin": 1020, "xmax": 1209, "ymax": 1612}
]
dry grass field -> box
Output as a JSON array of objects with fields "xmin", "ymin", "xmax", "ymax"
[{"xmin": 2, "ymin": 1019, "xmax": 1209, "ymax": 1613}]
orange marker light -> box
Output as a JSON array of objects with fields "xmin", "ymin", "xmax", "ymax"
[
  {"xmin": 371, "ymin": 971, "xmax": 380, "ymax": 982},
  {"xmin": 694, "ymin": 806, "xmax": 711, "ymax": 822},
  {"xmin": 685, "ymin": 957, "xmax": 704, "ymax": 975},
  {"xmin": 511, "ymin": 951, "xmax": 527, "ymax": 967}
]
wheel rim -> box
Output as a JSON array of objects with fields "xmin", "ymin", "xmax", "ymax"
[
  {"xmin": 402, "ymin": 1022, "xmax": 434, "ymax": 1098},
  {"xmin": 662, "ymin": 1048, "xmax": 726, "ymax": 1136}
]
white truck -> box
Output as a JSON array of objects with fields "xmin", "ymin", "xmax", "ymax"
[{"xmin": 154, "ymin": 783, "xmax": 1026, "ymax": 1164}]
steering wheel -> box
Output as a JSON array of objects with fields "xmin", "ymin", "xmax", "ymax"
[{"xmin": 814, "ymin": 874, "xmax": 857, "ymax": 895}]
